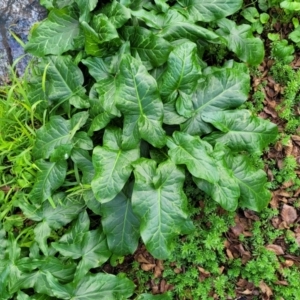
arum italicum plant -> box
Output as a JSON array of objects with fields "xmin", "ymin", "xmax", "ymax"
[{"xmin": 0, "ymin": 0, "xmax": 278, "ymax": 299}]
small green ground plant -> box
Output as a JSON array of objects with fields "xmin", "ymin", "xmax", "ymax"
[{"xmin": 0, "ymin": 0, "xmax": 279, "ymax": 299}]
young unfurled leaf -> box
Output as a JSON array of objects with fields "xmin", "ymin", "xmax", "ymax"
[
  {"xmin": 217, "ymin": 18, "xmax": 265, "ymax": 65},
  {"xmin": 91, "ymin": 127, "xmax": 140, "ymax": 203},
  {"xmin": 121, "ymin": 26, "xmax": 172, "ymax": 69},
  {"xmin": 158, "ymin": 41, "xmax": 201, "ymax": 100},
  {"xmin": 180, "ymin": 63, "xmax": 250, "ymax": 135},
  {"xmin": 167, "ymin": 131, "xmax": 219, "ymax": 184},
  {"xmin": 132, "ymin": 159, "xmax": 193, "ymax": 259},
  {"xmin": 101, "ymin": 187, "xmax": 140, "ymax": 255},
  {"xmin": 25, "ymin": 7, "xmax": 82, "ymax": 56},
  {"xmin": 202, "ymin": 110, "xmax": 278, "ymax": 154},
  {"xmin": 81, "ymin": 15, "xmax": 120, "ymax": 57},
  {"xmin": 116, "ymin": 54, "xmax": 166, "ymax": 148}
]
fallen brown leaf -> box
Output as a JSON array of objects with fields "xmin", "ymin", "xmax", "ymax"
[
  {"xmin": 198, "ymin": 266, "xmax": 210, "ymax": 276},
  {"xmin": 281, "ymin": 204, "xmax": 298, "ymax": 225},
  {"xmin": 136, "ymin": 254, "xmax": 152, "ymax": 264},
  {"xmin": 154, "ymin": 266, "xmax": 162, "ymax": 278},
  {"xmin": 283, "ymin": 259, "xmax": 294, "ymax": 267},
  {"xmin": 284, "ymin": 140, "xmax": 293, "ymax": 156},
  {"xmin": 266, "ymin": 244, "xmax": 284, "ymax": 255},
  {"xmin": 240, "ymin": 289, "xmax": 253, "ymax": 295},
  {"xmin": 259, "ymin": 281, "xmax": 273, "ymax": 299},
  {"xmin": 141, "ymin": 263, "xmax": 155, "ymax": 271}
]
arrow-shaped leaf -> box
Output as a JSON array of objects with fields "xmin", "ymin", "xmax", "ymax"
[
  {"xmin": 167, "ymin": 131, "xmax": 219, "ymax": 183},
  {"xmin": 176, "ymin": 0, "xmax": 242, "ymax": 22},
  {"xmin": 101, "ymin": 186, "xmax": 140, "ymax": 255},
  {"xmin": 225, "ymin": 154, "xmax": 271, "ymax": 211},
  {"xmin": 91, "ymin": 127, "xmax": 140, "ymax": 203},
  {"xmin": 52, "ymin": 228, "xmax": 111, "ymax": 282},
  {"xmin": 181, "ymin": 63, "xmax": 250, "ymax": 135},
  {"xmin": 132, "ymin": 159, "xmax": 193, "ymax": 259},
  {"xmin": 29, "ymin": 160, "xmax": 67, "ymax": 204},
  {"xmin": 159, "ymin": 41, "xmax": 201, "ymax": 100},
  {"xmin": 217, "ymin": 18, "xmax": 265, "ymax": 65},
  {"xmin": 116, "ymin": 54, "xmax": 166, "ymax": 148},
  {"xmin": 25, "ymin": 7, "xmax": 81, "ymax": 56},
  {"xmin": 202, "ymin": 109, "xmax": 278, "ymax": 154},
  {"xmin": 46, "ymin": 272, "xmax": 135, "ymax": 300},
  {"xmin": 33, "ymin": 116, "xmax": 71, "ymax": 160},
  {"xmin": 193, "ymin": 144, "xmax": 240, "ymax": 211}
]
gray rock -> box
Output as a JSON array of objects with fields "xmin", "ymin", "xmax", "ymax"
[{"xmin": 0, "ymin": 0, "xmax": 46, "ymax": 83}]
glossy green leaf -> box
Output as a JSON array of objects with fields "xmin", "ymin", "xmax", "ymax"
[
  {"xmin": 159, "ymin": 41, "xmax": 201, "ymax": 100},
  {"xmin": 241, "ymin": 7, "xmax": 259, "ymax": 23},
  {"xmin": 70, "ymin": 149, "xmax": 99, "ymax": 212},
  {"xmin": 52, "ymin": 228, "xmax": 111, "ymax": 281},
  {"xmin": 122, "ymin": 26, "xmax": 172, "ymax": 69},
  {"xmin": 17, "ymin": 193, "xmax": 85, "ymax": 254},
  {"xmin": 33, "ymin": 116, "xmax": 71, "ymax": 160},
  {"xmin": 217, "ymin": 18, "xmax": 264, "ymax": 65},
  {"xmin": 176, "ymin": 0, "xmax": 242, "ymax": 22},
  {"xmin": 193, "ymin": 144, "xmax": 240, "ymax": 211},
  {"xmin": 91, "ymin": 127, "xmax": 140, "ymax": 203},
  {"xmin": 95, "ymin": 77, "xmax": 120, "ymax": 116},
  {"xmin": 34, "ymin": 222, "xmax": 51, "ymax": 255},
  {"xmin": 155, "ymin": 0, "xmax": 169, "ymax": 12},
  {"xmin": 101, "ymin": 187, "xmax": 140, "ymax": 255},
  {"xmin": 271, "ymin": 40, "xmax": 295, "ymax": 64},
  {"xmin": 289, "ymin": 27, "xmax": 300, "ymax": 46},
  {"xmin": 181, "ymin": 63, "xmax": 250, "ymax": 135},
  {"xmin": 132, "ymin": 159, "xmax": 193, "ymax": 259},
  {"xmin": 280, "ymin": 1, "xmax": 300, "ymax": 11},
  {"xmin": 29, "ymin": 160, "xmax": 67, "ymax": 204},
  {"xmin": 81, "ymin": 15, "xmax": 120, "ymax": 57},
  {"xmin": 41, "ymin": 56, "xmax": 88, "ymax": 108},
  {"xmin": 116, "ymin": 54, "xmax": 166, "ymax": 148},
  {"xmin": 202, "ymin": 110, "xmax": 278, "ymax": 154},
  {"xmin": 50, "ymin": 144, "xmax": 73, "ymax": 162},
  {"xmin": 75, "ymin": 0, "xmax": 98, "ymax": 22},
  {"xmin": 163, "ymin": 98, "xmax": 188, "ymax": 125},
  {"xmin": 47, "ymin": 272, "xmax": 135, "ymax": 300},
  {"xmin": 81, "ymin": 57, "xmax": 111, "ymax": 81},
  {"xmin": 167, "ymin": 131, "xmax": 219, "ymax": 183},
  {"xmin": 132, "ymin": 9, "xmax": 219, "ymax": 42},
  {"xmin": 25, "ymin": 7, "xmax": 81, "ymax": 56},
  {"xmin": 73, "ymin": 132, "xmax": 93, "ymax": 150},
  {"xmin": 12, "ymin": 260, "xmax": 74, "ymax": 297},
  {"xmin": 225, "ymin": 154, "xmax": 271, "ymax": 211},
  {"xmin": 100, "ymin": 1, "xmax": 131, "ymax": 28},
  {"xmin": 70, "ymin": 111, "xmax": 89, "ymax": 130},
  {"xmin": 59, "ymin": 210, "xmax": 90, "ymax": 244},
  {"xmin": 17, "ymin": 193, "xmax": 85, "ymax": 229}
]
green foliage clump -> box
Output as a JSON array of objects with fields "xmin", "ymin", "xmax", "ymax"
[{"xmin": 0, "ymin": 0, "xmax": 280, "ymax": 298}]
